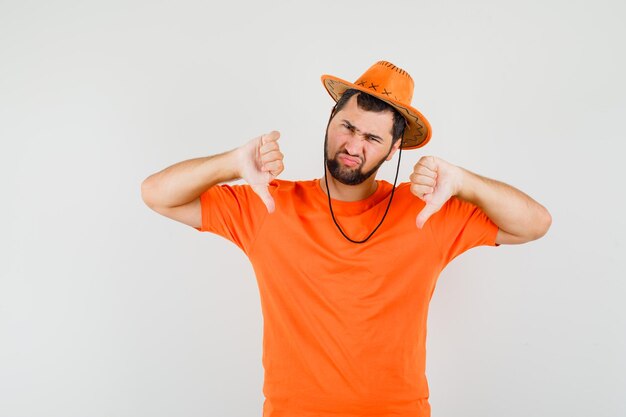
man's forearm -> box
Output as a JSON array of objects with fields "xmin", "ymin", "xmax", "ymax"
[
  {"xmin": 455, "ymin": 166, "xmax": 552, "ymax": 240},
  {"xmin": 141, "ymin": 147, "xmax": 241, "ymax": 208}
]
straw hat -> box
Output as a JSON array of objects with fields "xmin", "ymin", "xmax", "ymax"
[{"xmin": 321, "ymin": 60, "xmax": 432, "ymax": 150}]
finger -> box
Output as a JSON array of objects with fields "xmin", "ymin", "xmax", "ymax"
[
  {"xmin": 266, "ymin": 166, "xmax": 284, "ymax": 178},
  {"xmin": 261, "ymin": 131, "xmax": 280, "ymax": 145},
  {"xmin": 260, "ymin": 141, "xmax": 279, "ymax": 153},
  {"xmin": 418, "ymin": 155, "xmax": 438, "ymax": 172},
  {"xmin": 409, "ymin": 172, "xmax": 436, "ymax": 186},
  {"xmin": 261, "ymin": 150, "xmax": 284, "ymax": 164},
  {"xmin": 416, "ymin": 202, "xmax": 439, "ymax": 229},
  {"xmin": 415, "ymin": 163, "xmax": 437, "ymax": 177},
  {"xmin": 262, "ymin": 160, "xmax": 284, "ymax": 175},
  {"xmin": 410, "ymin": 184, "xmax": 434, "ymax": 199},
  {"xmin": 410, "ymin": 183, "xmax": 435, "ymax": 199},
  {"xmin": 251, "ymin": 184, "xmax": 276, "ymax": 213}
]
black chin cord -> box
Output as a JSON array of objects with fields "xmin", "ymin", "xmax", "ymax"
[{"xmin": 323, "ymin": 136, "xmax": 403, "ymax": 244}]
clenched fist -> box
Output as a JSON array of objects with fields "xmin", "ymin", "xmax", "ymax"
[
  {"xmin": 237, "ymin": 130, "xmax": 285, "ymax": 213},
  {"xmin": 410, "ymin": 155, "xmax": 463, "ymax": 228}
]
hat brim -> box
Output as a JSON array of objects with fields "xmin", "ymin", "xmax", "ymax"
[{"xmin": 321, "ymin": 74, "xmax": 432, "ymax": 150}]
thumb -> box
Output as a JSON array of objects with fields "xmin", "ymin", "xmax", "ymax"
[
  {"xmin": 251, "ymin": 183, "xmax": 275, "ymax": 213},
  {"xmin": 416, "ymin": 201, "xmax": 438, "ymax": 229}
]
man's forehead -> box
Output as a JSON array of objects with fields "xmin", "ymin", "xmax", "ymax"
[{"xmin": 339, "ymin": 95, "xmax": 394, "ymax": 139}]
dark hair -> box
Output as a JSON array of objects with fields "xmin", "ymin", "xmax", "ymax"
[{"xmin": 331, "ymin": 88, "xmax": 407, "ymax": 145}]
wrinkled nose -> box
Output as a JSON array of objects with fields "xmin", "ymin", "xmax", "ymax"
[{"xmin": 344, "ymin": 133, "xmax": 364, "ymax": 158}]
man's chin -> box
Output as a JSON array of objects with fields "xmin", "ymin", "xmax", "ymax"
[
  {"xmin": 326, "ymin": 157, "xmax": 370, "ymax": 185},
  {"xmin": 335, "ymin": 179, "xmax": 363, "ymax": 186},
  {"xmin": 331, "ymin": 172, "xmax": 366, "ymax": 186}
]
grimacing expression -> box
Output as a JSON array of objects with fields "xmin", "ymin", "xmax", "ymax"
[{"xmin": 324, "ymin": 96, "xmax": 400, "ymax": 186}]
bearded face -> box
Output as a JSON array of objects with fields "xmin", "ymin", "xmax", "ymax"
[{"xmin": 324, "ymin": 129, "xmax": 391, "ymax": 185}]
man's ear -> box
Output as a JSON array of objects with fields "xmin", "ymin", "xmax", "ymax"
[{"xmin": 385, "ymin": 139, "xmax": 403, "ymax": 161}]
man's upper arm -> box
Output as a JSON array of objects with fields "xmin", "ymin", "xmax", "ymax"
[
  {"xmin": 495, "ymin": 228, "xmax": 531, "ymax": 245},
  {"xmin": 147, "ymin": 197, "xmax": 202, "ymax": 229}
]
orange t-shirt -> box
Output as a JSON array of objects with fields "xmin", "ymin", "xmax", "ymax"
[{"xmin": 195, "ymin": 178, "xmax": 499, "ymax": 417}]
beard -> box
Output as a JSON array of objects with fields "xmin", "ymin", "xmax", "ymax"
[{"xmin": 323, "ymin": 128, "xmax": 391, "ymax": 186}]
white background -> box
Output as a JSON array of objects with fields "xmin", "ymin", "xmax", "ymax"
[{"xmin": 1, "ymin": 0, "xmax": 625, "ymax": 416}]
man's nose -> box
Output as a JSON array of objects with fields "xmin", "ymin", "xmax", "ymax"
[{"xmin": 344, "ymin": 132, "xmax": 365, "ymax": 156}]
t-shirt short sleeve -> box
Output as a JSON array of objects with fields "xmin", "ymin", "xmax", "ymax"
[
  {"xmin": 193, "ymin": 182, "xmax": 273, "ymax": 255},
  {"xmin": 427, "ymin": 196, "xmax": 500, "ymax": 265}
]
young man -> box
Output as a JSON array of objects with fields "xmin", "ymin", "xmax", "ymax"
[{"xmin": 141, "ymin": 60, "xmax": 551, "ymax": 417}]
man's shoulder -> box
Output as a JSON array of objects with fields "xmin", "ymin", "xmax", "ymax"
[
  {"xmin": 271, "ymin": 178, "xmax": 316, "ymax": 184},
  {"xmin": 269, "ymin": 178, "xmax": 318, "ymax": 189},
  {"xmin": 383, "ymin": 180, "xmax": 413, "ymax": 197}
]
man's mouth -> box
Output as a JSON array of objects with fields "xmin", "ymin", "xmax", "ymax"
[{"xmin": 339, "ymin": 154, "xmax": 360, "ymax": 167}]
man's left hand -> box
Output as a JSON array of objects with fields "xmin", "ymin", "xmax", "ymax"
[{"xmin": 410, "ymin": 155, "xmax": 463, "ymax": 229}]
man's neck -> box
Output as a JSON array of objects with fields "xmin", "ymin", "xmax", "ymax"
[{"xmin": 318, "ymin": 175, "xmax": 378, "ymax": 202}]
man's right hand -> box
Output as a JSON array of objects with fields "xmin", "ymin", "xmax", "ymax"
[{"xmin": 236, "ymin": 130, "xmax": 284, "ymax": 213}]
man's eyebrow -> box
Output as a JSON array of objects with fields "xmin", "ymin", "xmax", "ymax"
[{"xmin": 341, "ymin": 119, "xmax": 384, "ymax": 141}]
